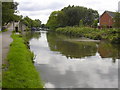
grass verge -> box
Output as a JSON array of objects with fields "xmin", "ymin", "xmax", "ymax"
[{"xmin": 2, "ymin": 33, "xmax": 43, "ymax": 88}]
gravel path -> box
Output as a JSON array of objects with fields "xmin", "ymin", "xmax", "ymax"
[{"xmin": 1, "ymin": 22, "xmax": 18, "ymax": 64}]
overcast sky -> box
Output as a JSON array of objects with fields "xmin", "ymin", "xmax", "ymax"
[{"xmin": 15, "ymin": 0, "xmax": 120, "ymax": 24}]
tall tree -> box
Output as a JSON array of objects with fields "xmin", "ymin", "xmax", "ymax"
[
  {"xmin": 46, "ymin": 11, "xmax": 60, "ymax": 30},
  {"xmin": 2, "ymin": 2, "xmax": 19, "ymax": 25},
  {"xmin": 47, "ymin": 5, "xmax": 99, "ymax": 30}
]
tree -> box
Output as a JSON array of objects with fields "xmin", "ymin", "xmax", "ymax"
[
  {"xmin": 34, "ymin": 19, "xmax": 41, "ymax": 27},
  {"xmin": 22, "ymin": 16, "xmax": 33, "ymax": 28},
  {"xmin": 22, "ymin": 16, "xmax": 41, "ymax": 28},
  {"xmin": 79, "ymin": 20, "xmax": 83, "ymax": 27},
  {"xmin": 92, "ymin": 19, "xmax": 98, "ymax": 28},
  {"xmin": 46, "ymin": 11, "xmax": 60, "ymax": 30},
  {"xmin": 46, "ymin": 5, "xmax": 99, "ymax": 30},
  {"xmin": 2, "ymin": 2, "xmax": 19, "ymax": 25},
  {"xmin": 114, "ymin": 12, "xmax": 120, "ymax": 28}
]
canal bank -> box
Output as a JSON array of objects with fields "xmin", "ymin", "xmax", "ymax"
[
  {"xmin": 2, "ymin": 33, "xmax": 43, "ymax": 88},
  {"xmin": 55, "ymin": 27, "xmax": 120, "ymax": 44},
  {"xmin": 27, "ymin": 31, "xmax": 118, "ymax": 88}
]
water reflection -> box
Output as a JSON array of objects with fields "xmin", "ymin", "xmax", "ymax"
[
  {"xmin": 27, "ymin": 31, "xmax": 118, "ymax": 88},
  {"xmin": 98, "ymin": 41, "xmax": 120, "ymax": 63},
  {"xmin": 22, "ymin": 31, "xmax": 41, "ymax": 41},
  {"xmin": 47, "ymin": 32, "xmax": 98, "ymax": 59},
  {"xmin": 47, "ymin": 32, "xmax": 119, "ymax": 62}
]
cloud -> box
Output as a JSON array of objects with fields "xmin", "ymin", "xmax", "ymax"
[
  {"xmin": 19, "ymin": 1, "xmax": 65, "ymax": 11},
  {"xmin": 15, "ymin": 0, "xmax": 120, "ymax": 24}
]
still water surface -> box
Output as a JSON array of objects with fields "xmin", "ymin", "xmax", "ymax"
[{"xmin": 25, "ymin": 31, "xmax": 119, "ymax": 88}]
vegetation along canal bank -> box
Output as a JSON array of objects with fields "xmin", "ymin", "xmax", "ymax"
[
  {"xmin": 55, "ymin": 27, "xmax": 120, "ymax": 44},
  {"xmin": 2, "ymin": 33, "xmax": 43, "ymax": 88}
]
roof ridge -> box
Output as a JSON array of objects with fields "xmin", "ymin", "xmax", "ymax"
[
  {"xmin": 106, "ymin": 10, "xmax": 115, "ymax": 13},
  {"xmin": 106, "ymin": 11, "xmax": 116, "ymax": 17}
]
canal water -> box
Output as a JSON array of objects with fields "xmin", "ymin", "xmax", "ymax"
[{"xmin": 25, "ymin": 31, "xmax": 119, "ymax": 88}]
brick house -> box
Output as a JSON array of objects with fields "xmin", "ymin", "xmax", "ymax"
[{"xmin": 99, "ymin": 11, "xmax": 116, "ymax": 28}]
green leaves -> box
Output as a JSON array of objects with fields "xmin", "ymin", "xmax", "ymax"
[
  {"xmin": 47, "ymin": 5, "xmax": 99, "ymax": 30},
  {"xmin": 2, "ymin": 2, "xmax": 19, "ymax": 25},
  {"xmin": 56, "ymin": 27, "xmax": 120, "ymax": 43},
  {"xmin": 114, "ymin": 12, "xmax": 120, "ymax": 28},
  {"xmin": 22, "ymin": 16, "xmax": 41, "ymax": 28}
]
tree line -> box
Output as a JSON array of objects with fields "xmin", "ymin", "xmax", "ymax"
[
  {"xmin": 46, "ymin": 5, "xmax": 99, "ymax": 30},
  {"xmin": 2, "ymin": 2, "xmax": 41, "ymax": 29},
  {"xmin": 46, "ymin": 5, "xmax": 120, "ymax": 30},
  {"xmin": 21, "ymin": 16, "xmax": 41, "ymax": 28}
]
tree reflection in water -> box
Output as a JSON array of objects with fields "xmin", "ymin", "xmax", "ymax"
[
  {"xmin": 98, "ymin": 41, "xmax": 120, "ymax": 63},
  {"xmin": 47, "ymin": 32, "xmax": 119, "ymax": 63},
  {"xmin": 22, "ymin": 31, "xmax": 41, "ymax": 41},
  {"xmin": 24, "ymin": 31, "xmax": 119, "ymax": 63}
]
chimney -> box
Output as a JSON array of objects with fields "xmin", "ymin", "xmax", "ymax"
[{"xmin": 118, "ymin": 1, "xmax": 120, "ymax": 12}]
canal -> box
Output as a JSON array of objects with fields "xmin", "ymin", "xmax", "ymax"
[{"xmin": 24, "ymin": 31, "xmax": 119, "ymax": 88}]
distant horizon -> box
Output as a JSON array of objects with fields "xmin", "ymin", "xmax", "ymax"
[{"xmin": 15, "ymin": 0, "xmax": 120, "ymax": 24}]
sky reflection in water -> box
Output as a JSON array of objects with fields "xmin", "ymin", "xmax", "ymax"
[{"xmin": 28, "ymin": 31, "xmax": 118, "ymax": 88}]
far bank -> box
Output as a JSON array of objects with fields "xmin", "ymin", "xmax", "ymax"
[{"xmin": 55, "ymin": 27, "xmax": 120, "ymax": 44}]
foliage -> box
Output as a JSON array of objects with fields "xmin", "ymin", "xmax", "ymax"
[
  {"xmin": 79, "ymin": 20, "xmax": 84, "ymax": 27},
  {"xmin": 46, "ymin": 11, "xmax": 61, "ymax": 30},
  {"xmin": 2, "ymin": 2, "xmax": 42, "ymax": 30},
  {"xmin": 22, "ymin": 16, "xmax": 41, "ymax": 28},
  {"xmin": 46, "ymin": 5, "xmax": 99, "ymax": 30},
  {"xmin": 34, "ymin": 19, "xmax": 42, "ymax": 27},
  {"xmin": 56, "ymin": 27, "xmax": 120, "ymax": 43},
  {"xmin": 92, "ymin": 20, "xmax": 98, "ymax": 28},
  {"xmin": 41, "ymin": 24, "xmax": 46, "ymax": 28},
  {"xmin": 114, "ymin": 12, "xmax": 120, "ymax": 28},
  {"xmin": 2, "ymin": 34, "xmax": 43, "ymax": 88},
  {"xmin": 2, "ymin": 2, "xmax": 20, "ymax": 25}
]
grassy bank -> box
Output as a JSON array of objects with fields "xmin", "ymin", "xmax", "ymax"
[
  {"xmin": 2, "ymin": 33, "xmax": 43, "ymax": 88},
  {"xmin": 56, "ymin": 27, "xmax": 120, "ymax": 43}
]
